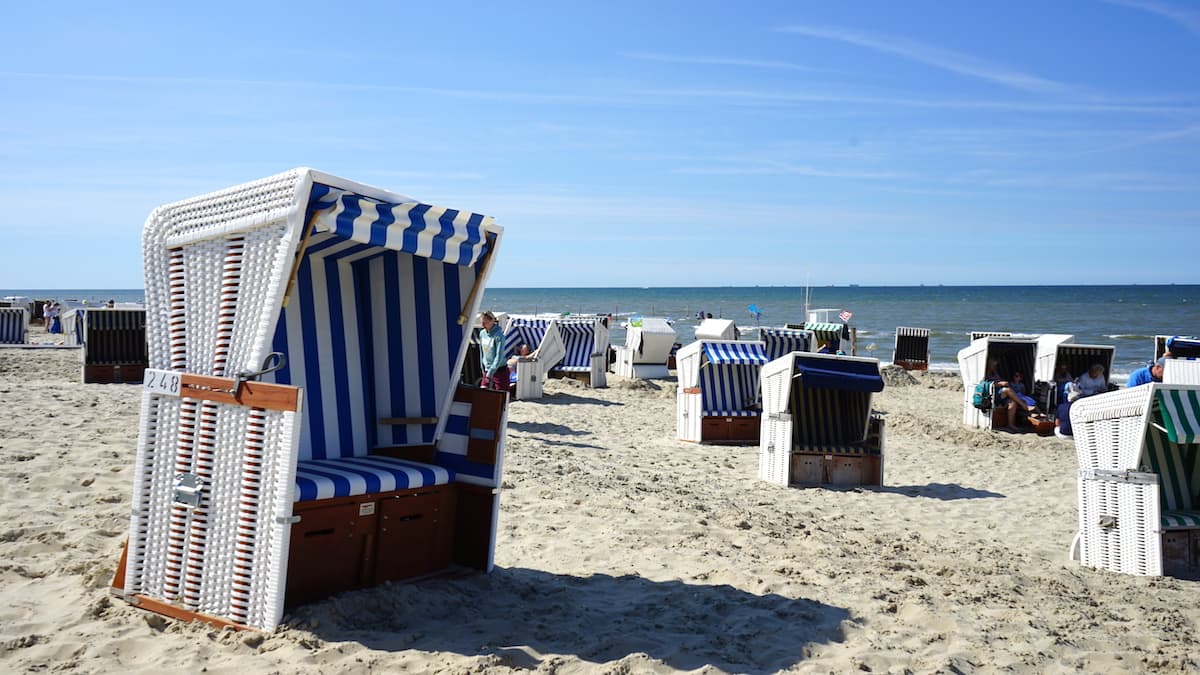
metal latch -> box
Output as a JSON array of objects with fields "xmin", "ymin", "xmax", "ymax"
[
  {"xmin": 173, "ymin": 473, "xmax": 202, "ymax": 509},
  {"xmin": 1098, "ymin": 515, "xmax": 1118, "ymax": 529},
  {"xmin": 231, "ymin": 352, "xmax": 287, "ymax": 398}
]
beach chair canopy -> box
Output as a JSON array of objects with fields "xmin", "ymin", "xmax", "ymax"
[
  {"xmin": 503, "ymin": 315, "xmax": 566, "ymax": 370},
  {"xmin": 804, "ymin": 322, "xmax": 843, "ymax": 345},
  {"xmin": 676, "ymin": 339, "xmax": 767, "ymax": 416},
  {"xmin": 702, "ymin": 341, "xmax": 769, "ymax": 366},
  {"xmin": 792, "ymin": 353, "xmax": 884, "ymax": 392},
  {"xmin": 624, "ymin": 317, "xmax": 676, "ymax": 359},
  {"xmin": 1164, "ymin": 336, "xmax": 1200, "ymax": 359}
]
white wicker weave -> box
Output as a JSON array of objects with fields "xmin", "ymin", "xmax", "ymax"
[
  {"xmin": 758, "ymin": 354, "xmax": 795, "ymax": 485},
  {"xmin": 1164, "ymin": 359, "xmax": 1200, "ymax": 385}
]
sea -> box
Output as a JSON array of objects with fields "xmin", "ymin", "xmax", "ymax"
[{"xmin": 6, "ymin": 285, "xmax": 1198, "ymax": 378}]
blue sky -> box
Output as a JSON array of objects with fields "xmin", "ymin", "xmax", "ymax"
[{"xmin": 2, "ymin": 0, "xmax": 1198, "ymax": 288}]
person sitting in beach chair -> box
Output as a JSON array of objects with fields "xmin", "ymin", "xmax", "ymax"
[{"xmin": 985, "ymin": 358, "xmax": 1034, "ymax": 431}]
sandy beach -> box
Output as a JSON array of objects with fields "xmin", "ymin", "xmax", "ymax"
[{"xmin": 1, "ymin": 336, "xmax": 1198, "ymax": 674}]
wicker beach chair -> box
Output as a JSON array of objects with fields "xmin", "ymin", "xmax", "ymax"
[
  {"xmin": 957, "ymin": 336, "xmax": 1038, "ymax": 429},
  {"xmin": 759, "ymin": 326, "xmax": 814, "ymax": 362},
  {"xmin": 112, "ymin": 168, "xmax": 507, "ymax": 631},
  {"xmin": 612, "ymin": 317, "xmax": 676, "ymax": 379},
  {"xmin": 892, "ymin": 326, "xmax": 930, "ymax": 371},
  {"xmin": 1071, "ymin": 384, "xmax": 1200, "ymax": 577},
  {"xmin": 1034, "ymin": 343, "xmax": 1115, "ymax": 420},
  {"xmin": 502, "ymin": 315, "xmax": 566, "ymax": 399},
  {"xmin": 676, "ymin": 339, "xmax": 769, "ymax": 444},
  {"xmin": 0, "ymin": 307, "xmax": 29, "ymax": 345},
  {"xmin": 759, "ymin": 352, "xmax": 885, "ymax": 488},
  {"xmin": 75, "ymin": 308, "xmax": 148, "ymax": 383},
  {"xmin": 969, "ymin": 330, "xmax": 1013, "ymax": 342},
  {"xmin": 695, "ymin": 318, "xmax": 739, "ymax": 341},
  {"xmin": 548, "ymin": 315, "xmax": 610, "ymax": 387}
]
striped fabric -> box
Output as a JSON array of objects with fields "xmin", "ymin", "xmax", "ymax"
[
  {"xmin": 265, "ymin": 228, "xmax": 480, "ymax": 460},
  {"xmin": 702, "ymin": 341, "xmax": 768, "ymax": 365},
  {"xmin": 84, "ymin": 309, "xmax": 148, "ymax": 365},
  {"xmin": 556, "ymin": 319, "xmax": 600, "ymax": 369},
  {"xmin": 1156, "ymin": 389, "xmax": 1200, "ymax": 443},
  {"xmin": 308, "ymin": 184, "xmax": 490, "ymax": 267},
  {"xmin": 294, "ymin": 455, "xmax": 453, "ymax": 502},
  {"xmin": 700, "ymin": 363, "xmax": 761, "ymax": 416},
  {"xmin": 893, "ymin": 326, "xmax": 929, "ymax": 364},
  {"xmin": 1054, "ymin": 346, "xmax": 1113, "ymax": 385},
  {"xmin": 1141, "ymin": 423, "xmax": 1197, "ymax": 514},
  {"xmin": 761, "ymin": 327, "xmax": 812, "ymax": 361},
  {"xmin": 804, "ymin": 322, "xmax": 842, "ymax": 343},
  {"xmin": 0, "ymin": 308, "xmax": 28, "ymax": 344},
  {"xmin": 793, "ymin": 383, "xmax": 872, "ymax": 448},
  {"xmin": 1166, "ymin": 336, "xmax": 1200, "ymax": 359},
  {"xmin": 793, "ymin": 355, "xmax": 884, "ymax": 392},
  {"xmin": 434, "ymin": 399, "xmax": 498, "ymax": 482},
  {"xmin": 505, "ymin": 318, "xmax": 551, "ymax": 358},
  {"xmin": 1161, "ymin": 510, "xmax": 1200, "ymax": 527}
]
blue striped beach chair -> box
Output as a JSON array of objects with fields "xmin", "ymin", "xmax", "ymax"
[
  {"xmin": 547, "ymin": 315, "xmax": 610, "ymax": 387},
  {"xmin": 613, "ymin": 317, "xmax": 676, "ymax": 379},
  {"xmin": 759, "ymin": 326, "xmax": 813, "ymax": 362},
  {"xmin": 0, "ymin": 307, "xmax": 29, "ymax": 345},
  {"xmin": 502, "ymin": 315, "xmax": 566, "ymax": 399},
  {"xmin": 892, "ymin": 326, "xmax": 930, "ymax": 371},
  {"xmin": 956, "ymin": 336, "xmax": 1038, "ymax": 430},
  {"xmin": 676, "ymin": 339, "xmax": 769, "ymax": 444},
  {"xmin": 1071, "ymin": 384, "xmax": 1200, "ymax": 576},
  {"xmin": 760, "ymin": 352, "xmax": 885, "ymax": 488},
  {"xmin": 113, "ymin": 168, "xmax": 507, "ymax": 631}
]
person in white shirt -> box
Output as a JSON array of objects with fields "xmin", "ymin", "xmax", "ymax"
[{"xmin": 1076, "ymin": 363, "xmax": 1108, "ymax": 397}]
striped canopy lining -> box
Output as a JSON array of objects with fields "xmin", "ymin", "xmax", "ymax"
[
  {"xmin": 505, "ymin": 320, "xmax": 549, "ymax": 358},
  {"xmin": 791, "ymin": 379, "xmax": 872, "ymax": 449},
  {"xmin": 264, "ymin": 229, "xmax": 479, "ymax": 461},
  {"xmin": 84, "ymin": 309, "xmax": 148, "ymax": 365},
  {"xmin": 698, "ymin": 344, "xmax": 766, "ymax": 414},
  {"xmin": 894, "ymin": 327, "xmax": 929, "ymax": 362},
  {"xmin": 556, "ymin": 320, "xmax": 600, "ymax": 369},
  {"xmin": 761, "ymin": 329, "xmax": 811, "ymax": 361},
  {"xmin": 1143, "ymin": 396, "xmax": 1200, "ymax": 526},
  {"xmin": 988, "ymin": 345, "xmax": 1035, "ymax": 390},
  {"xmin": 1053, "ymin": 347, "xmax": 1113, "ymax": 384},
  {"xmin": 805, "ymin": 322, "xmax": 842, "ymax": 342}
]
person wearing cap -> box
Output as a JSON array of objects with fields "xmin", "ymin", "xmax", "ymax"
[
  {"xmin": 1126, "ymin": 357, "xmax": 1165, "ymax": 387},
  {"xmin": 478, "ymin": 311, "xmax": 509, "ymax": 391}
]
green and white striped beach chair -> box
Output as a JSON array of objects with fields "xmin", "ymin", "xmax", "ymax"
[{"xmin": 1071, "ymin": 384, "xmax": 1200, "ymax": 576}]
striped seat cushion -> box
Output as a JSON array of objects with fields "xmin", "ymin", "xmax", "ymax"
[
  {"xmin": 556, "ymin": 365, "xmax": 592, "ymax": 372},
  {"xmin": 294, "ymin": 456, "xmax": 454, "ymax": 502},
  {"xmin": 703, "ymin": 410, "xmax": 760, "ymax": 417},
  {"xmin": 1162, "ymin": 510, "xmax": 1200, "ymax": 528}
]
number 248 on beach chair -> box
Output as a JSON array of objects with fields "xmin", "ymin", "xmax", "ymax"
[{"xmin": 111, "ymin": 168, "xmax": 509, "ymax": 631}]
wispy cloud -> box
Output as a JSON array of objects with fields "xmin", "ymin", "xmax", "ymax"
[
  {"xmin": 1104, "ymin": 0, "xmax": 1200, "ymax": 35},
  {"xmin": 777, "ymin": 24, "xmax": 1076, "ymax": 95},
  {"xmin": 671, "ymin": 163, "xmax": 906, "ymax": 180},
  {"xmin": 620, "ymin": 51, "xmax": 824, "ymax": 73}
]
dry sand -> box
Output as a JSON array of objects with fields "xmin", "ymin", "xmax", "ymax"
[{"xmin": 1, "ymin": 335, "xmax": 1198, "ymax": 673}]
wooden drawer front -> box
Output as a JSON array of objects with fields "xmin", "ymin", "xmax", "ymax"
[
  {"xmin": 789, "ymin": 453, "xmax": 882, "ymax": 487},
  {"xmin": 729, "ymin": 417, "xmax": 759, "ymax": 442},
  {"xmin": 286, "ymin": 501, "xmax": 373, "ymax": 606},
  {"xmin": 375, "ymin": 489, "xmax": 454, "ymax": 583}
]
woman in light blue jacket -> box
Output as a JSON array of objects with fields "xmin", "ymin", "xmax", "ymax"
[{"xmin": 478, "ymin": 311, "xmax": 508, "ymax": 391}]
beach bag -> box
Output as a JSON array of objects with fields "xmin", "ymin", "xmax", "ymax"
[{"xmin": 972, "ymin": 380, "xmax": 994, "ymax": 411}]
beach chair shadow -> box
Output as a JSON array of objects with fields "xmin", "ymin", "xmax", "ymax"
[
  {"xmin": 294, "ymin": 567, "xmax": 851, "ymax": 673},
  {"xmin": 869, "ymin": 483, "xmax": 1006, "ymax": 500},
  {"xmin": 538, "ymin": 392, "xmax": 626, "ymax": 407},
  {"xmin": 508, "ymin": 421, "xmax": 591, "ymax": 436}
]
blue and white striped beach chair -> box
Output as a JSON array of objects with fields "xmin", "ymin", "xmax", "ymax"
[
  {"xmin": 759, "ymin": 352, "xmax": 885, "ymax": 488},
  {"xmin": 502, "ymin": 315, "xmax": 566, "ymax": 399},
  {"xmin": 0, "ymin": 307, "xmax": 29, "ymax": 345},
  {"xmin": 676, "ymin": 339, "xmax": 769, "ymax": 444},
  {"xmin": 759, "ymin": 326, "xmax": 813, "ymax": 362},
  {"xmin": 548, "ymin": 315, "xmax": 610, "ymax": 387},
  {"xmin": 115, "ymin": 168, "xmax": 507, "ymax": 632},
  {"xmin": 1071, "ymin": 384, "xmax": 1200, "ymax": 577}
]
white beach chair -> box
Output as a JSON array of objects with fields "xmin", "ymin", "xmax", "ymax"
[
  {"xmin": 503, "ymin": 315, "xmax": 567, "ymax": 399},
  {"xmin": 1033, "ymin": 334, "xmax": 1075, "ymax": 383},
  {"xmin": 676, "ymin": 339, "xmax": 768, "ymax": 444},
  {"xmin": 1035, "ymin": 342, "xmax": 1116, "ymax": 419},
  {"xmin": 957, "ymin": 336, "xmax": 1039, "ymax": 429},
  {"xmin": 1157, "ymin": 336, "xmax": 1200, "ymax": 385},
  {"xmin": 0, "ymin": 307, "xmax": 29, "ymax": 345},
  {"xmin": 759, "ymin": 352, "xmax": 885, "ymax": 488},
  {"xmin": 695, "ymin": 318, "xmax": 739, "ymax": 341},
  {"xmin": 892, "ymin": 326, "xmax": 930, "ymax": 371},
  {"xmin": 1071, "ymin": 384, "xmax": 1200, "ymax": 576},
  {"xmin": 112, "ymin": 168, "xmax": 507, "ymax": 631},
  {"xmin": 612, "ymin": 317, "xmax": 676, "ymax": 379},
  {"xmin": 759, "ymin": 326, "xmax": 814, "ymax": 362}
]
